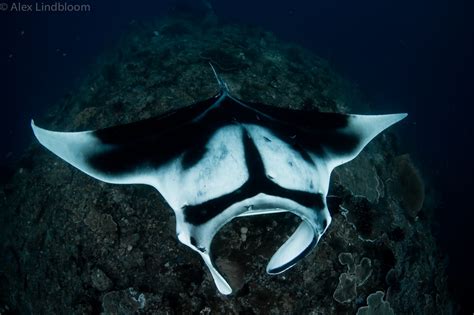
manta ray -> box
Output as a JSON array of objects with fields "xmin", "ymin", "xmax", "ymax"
[{"xmin": 31, "ymin": 65, "xmax": 406, "ymax": 295}]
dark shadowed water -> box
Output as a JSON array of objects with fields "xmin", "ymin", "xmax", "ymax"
[{"xmin": 1, "ymin": 0, "xmax": 472, "ymax": 312}]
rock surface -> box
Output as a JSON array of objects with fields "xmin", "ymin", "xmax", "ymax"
[{"xmin": 0, "ymin": 15, "xmax": 455, "ymax": 314}]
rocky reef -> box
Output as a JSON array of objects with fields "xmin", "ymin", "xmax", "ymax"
[{"xmin": 0, "ymin": 15, "xmax": 455, "ymax": 314}]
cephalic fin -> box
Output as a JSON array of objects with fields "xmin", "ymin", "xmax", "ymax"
[{"xmin": 266, "ymin": 220, "xmax": 319, "ymax": 274}]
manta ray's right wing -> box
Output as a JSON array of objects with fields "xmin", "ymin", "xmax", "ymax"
[
  {"xmin": 31, "ymin": 121, "xmax": 150, "ymax": 185},
  {"xmin": 30, "ymin": 95, "xmax": 222, "ymax": 186}
]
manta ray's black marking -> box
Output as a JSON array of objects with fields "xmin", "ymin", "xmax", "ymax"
[
  {"xmin": 183, "ymin": 130, "xmax": 325, "ymax": 225},
  {"xmin": 31, "ymin": 64, "xmax": 407, "ymax": 295},
  {"xmin": 89, "ymin": 94, "xmax": 356, "ymax": 175}
]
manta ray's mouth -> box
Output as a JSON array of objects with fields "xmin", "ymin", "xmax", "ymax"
[
  {"xmin": 237, "ymin": 199, "xmax": 314, "ymax": 216},
  {"xmin": 235, "ymin": 199, "xmax": 321, "ymax": 275},
  {"xmin": 206, "ymin": 192, "xmax": 326, "ymax": 229}
]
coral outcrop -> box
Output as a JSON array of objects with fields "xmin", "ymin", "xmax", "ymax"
[{"xmin": 0, "ymin": 15, "xmax": 454, "ymax": 314}]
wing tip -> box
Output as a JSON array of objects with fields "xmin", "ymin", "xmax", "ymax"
[
  {"xmin": 31, "ymin": 119, "xmax": 51, "ymax": 144},
  {"xmin": 398, "ymin": 112, "xmax": 408, "ymax": 120},
  {"xmin": 31, "ymin": 119, "xmax": 38, "ymax": 131},
  {"xmin": 31, "ymin": 119, "xmax": 41, "ymax": 141},
  {"xmin": 388, "ymin": 112, "xmax": 408, "ymax": 126}
]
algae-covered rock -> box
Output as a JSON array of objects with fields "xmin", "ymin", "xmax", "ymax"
[{"xmin": 0, "ymin": 15, "xmax": 454, "ymax": 314}]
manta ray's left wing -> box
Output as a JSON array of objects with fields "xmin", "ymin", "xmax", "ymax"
[{"xmin": 244, "ymin": 101, "xmax": 407, "ymax": 170}]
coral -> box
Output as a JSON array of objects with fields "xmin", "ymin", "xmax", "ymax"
[
  {"xmin": 332, "ymin": 150, "xmax": 384, "ymax": 204},
  {"xmin": 388, "ymin": 154, "xmax": 425, "ymax": 217},
  {"xmin": 342, "ymin": 196, "xmax": 377, "ymax": 239},
  {"xmin": 91, "ymin": 268, "xmax": 113, "ymax": 291},
  {"xmin": 356, "ymin": 291, "xmax": 394, "ymax": 315},
  {"xmin": 356, "ymin": 257, "xmax": 373, "ymax": 286},
  {"xmin": 102, "ymin": 288, "xmax": 146, "ymax": 315},
  {"xmin": 339, "ymin": 252, "xmax": 355, "ymax": 272},
  {"xmin": 334, "ymin": 273, "xmax": 357, "ymax": 303},
  {"xmin": 333, "ymin": 253, "xmax": 373, "ymax": 304}
]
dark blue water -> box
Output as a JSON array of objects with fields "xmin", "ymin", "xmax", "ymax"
[{"xmin": 1, "ymin": 0, "xmax": 472, "ymax": 311}]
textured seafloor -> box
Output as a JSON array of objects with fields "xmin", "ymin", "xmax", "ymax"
[{"xmin": 0, "ymin": 16, "xmax": 455, "ymax": 314}]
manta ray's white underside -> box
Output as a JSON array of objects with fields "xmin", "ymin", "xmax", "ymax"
[{"xmin": 31, "ymin": 68, "xmax": 406, "ymax": 294}]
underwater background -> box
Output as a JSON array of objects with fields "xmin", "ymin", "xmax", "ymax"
[{"xmin": 0, "ymin": 0, "xmax": 472, "ymax": 313}]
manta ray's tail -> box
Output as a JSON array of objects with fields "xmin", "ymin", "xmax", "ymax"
[{"xmin": 209, "ymin": 62, "xmax": 230, "ymax": 94}]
